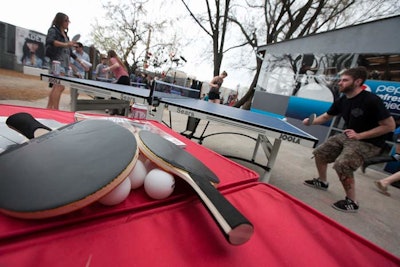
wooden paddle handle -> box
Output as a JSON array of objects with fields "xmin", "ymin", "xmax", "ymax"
[{"xmin": 189, "ymin": 172, "xmax": 254, "ymax": 245}]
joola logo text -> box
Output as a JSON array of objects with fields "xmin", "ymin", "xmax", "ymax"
[{"xmin": 279, "ymin": 134, "xmax": 300, "ymax": 144}]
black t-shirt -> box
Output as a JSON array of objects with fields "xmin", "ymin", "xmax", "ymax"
[{"xmin": 327, "ymin": 90, "xmax": 391, "ymax": 147}]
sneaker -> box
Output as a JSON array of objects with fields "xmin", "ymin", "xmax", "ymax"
[
  {"xmin": 332, "ymin": 197, "xmax": 359, "ymax": 213},
  {"xmin": 304, "ymin": 178, "xmax": 329, "ymax": 191}
]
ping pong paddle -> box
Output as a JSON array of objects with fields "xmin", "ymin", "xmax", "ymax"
[
  {"xmin": 71, "ymin": 34, "xmax": 81, "ymax": 42},
  {"xmin": 307, "ymin": 113, "xmax": 316, "ymax": 126},
  {"xmin": 0, "ymin": 119, "xmax": 138, "ymax": 219},
  {"xmin": 136, "ymin": 130, "xmax": 253, "ymax": 245}
]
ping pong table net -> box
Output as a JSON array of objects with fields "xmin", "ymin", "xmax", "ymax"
[{"xmin": 152, "ymin": 80, "xmax": 201, "ymax": 100}]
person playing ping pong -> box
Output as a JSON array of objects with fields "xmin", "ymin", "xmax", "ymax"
[
  {"xmin": 208, "ymin": 71, "xmax": 228, "ymax": 104},
  {"xmin": 302, "ymin": 66, "xmax": 395, "ymax": 212},
  {"xmin": 102, "ymin": 49, "xmax": 130, "ymax": 115},
  {"xmin": 45, "ymin": 12, "xmax": 80, "ymax": 110}
]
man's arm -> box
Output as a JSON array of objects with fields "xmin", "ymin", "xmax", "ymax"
[
  {"xmin": 303, "ymin": 112, "xmax": 333, "ymax": 126},
  {"xmin": 344, "ymin": 116, "xmax": 396, "ymax": 140}
]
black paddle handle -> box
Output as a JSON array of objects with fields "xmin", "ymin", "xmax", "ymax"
[
  {"xmin": 190, "ymin": 172, "xmax": 254, "ymax": 245},
  {"xmin": 6, "ymin": 112, "xmax": 51, "ymax": 139}
]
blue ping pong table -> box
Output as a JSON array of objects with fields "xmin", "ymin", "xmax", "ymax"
[
  {"xmin": 40, "ymin": 74, "xmax": 318, "ymax": 182},
  {"xmin": 41, "ymin": 74, "xmax": 190, "ymax": 114},
  {"xmin": 41, "ymin": 74, "xmax": 152, "ymax": 115},
  {"xmin": 151, "ymin": 97, "xmax": 318, "ymax": 182}
]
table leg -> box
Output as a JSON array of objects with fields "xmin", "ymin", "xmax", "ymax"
[
  {"xmin": 257, "ymin": 137, "xmax": 281, "ymax": 183},
  {"xmin": 70, "ymin": 87, "xmax": 78, "ymax": 112}
]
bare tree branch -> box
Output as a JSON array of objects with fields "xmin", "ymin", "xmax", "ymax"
[
  {"xmin": 180, "ymin": 0, "xmax": 213, "ymax": 37},
  {"xmin": 181, "ymin": 0, "xmax": 233, "ymax": 76}
]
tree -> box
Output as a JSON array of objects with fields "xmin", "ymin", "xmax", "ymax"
[
  {"xmin": 90, "ymin": 0, "xmax": 178, "ymax": 73},
  {"xmin": 230, "ymin": 0, "xmax": 400, "ymax": 109},
  {"xmin": 180, "ymin": 0, "xmax": 232, "ymax": 76}
]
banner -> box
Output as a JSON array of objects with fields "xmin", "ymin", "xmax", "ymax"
[
  {"xmin": 365, "ymin": 80, "xmax": 400, "ymax": 116},
  {"xmin": 15, "ymin": 27, "xmax": 47, "ymax": 68}
]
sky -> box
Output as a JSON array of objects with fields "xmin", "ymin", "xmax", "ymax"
[
  {"xmin": 0, "ymin": 0, "xmax": 101, "ymax": 45},
  {"xmin": 0, "ymin": 0, "xmax": 254, "ymax": 91}
]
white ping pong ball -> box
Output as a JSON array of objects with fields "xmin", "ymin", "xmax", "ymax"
[
  {"xmin": 129, "ymin": 159, "xmax": 147, "ymax": 189},
  {"xmin": 98, "ymin": 178, "xmax": 131, "ymax": 206},
  {"xmin": 144, "ymin": 168, "xmax": 175, "ymax": 199}
]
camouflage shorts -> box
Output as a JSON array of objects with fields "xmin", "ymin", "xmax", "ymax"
[{"xmin": 313, "ymin": 133, "xmax": 381, "ymax": 177}]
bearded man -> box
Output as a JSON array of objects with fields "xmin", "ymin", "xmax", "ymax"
[{"xmin": 302, "ymin": 66, "xmax": 395, "ymax": 212}]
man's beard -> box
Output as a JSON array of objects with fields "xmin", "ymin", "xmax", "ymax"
[{"xmin": 339, "ymin": 82, "xmax": 356, "ymax": 94}]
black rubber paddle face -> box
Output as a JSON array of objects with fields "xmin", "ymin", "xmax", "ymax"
[{"xmin": 0, "ymin": 120, "xmax": 138, "ymax": 219}]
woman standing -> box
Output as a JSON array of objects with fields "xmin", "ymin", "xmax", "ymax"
[{"xmin": 45, "ymin": 12, "xmax": 79, "ymax": 109}]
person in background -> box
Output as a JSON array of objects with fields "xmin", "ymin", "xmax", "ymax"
[
  {"xmin": 45, "ymin": 12, "xmax": 79, "ymax": 110},
  {"xmin": 373, "ymin": 166, "xmax": 400, "ymax": 197},
  {"xmin": 302, "ymin": 66, "xmax": 395, "ymax": 212},
  {"xmin": 135, "ymin": 72, "xmax": 143, "ymax": 84},
  {"xmin": 227, "ymin": 92, "xmax": 238, "ymax": 106},
  {"xmin": 129, "ymin": 72, "xmax": 136, "ymax": 83},
  {"xmin": 102, "ymin": 50, "xmax": 130, "ymax": 115},
  {"xmin": 102, "ymin": 50, "xmax": 129, "ymax": 85},
  {"xmin": 208, "ymin": 71, "xmax": 227, "ymax": 104},
  {"xmin": 145, "ymin": 74, "xmax": 154, "ymax": 89},
  {"xmin": 71, "ymin": 42, "xmax": 91, "ymax": 78},
  {"xmin": 362, "ymin": 126, "xmax": 400, "ymax": 196},
  {"xmin": 94, "ymin": 55, "xmax": 109, "ymax": 80}
]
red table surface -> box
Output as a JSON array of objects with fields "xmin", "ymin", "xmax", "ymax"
[{"xmin": 0, "ymin": 104, "xmax": 399, "ymax": 266}]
